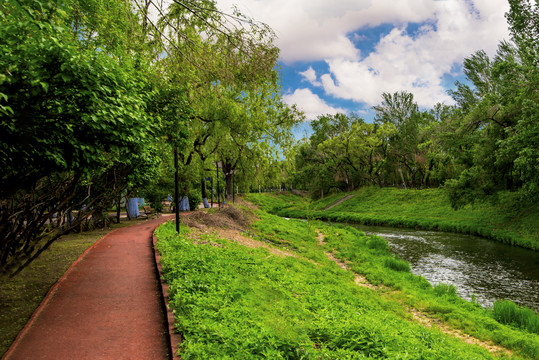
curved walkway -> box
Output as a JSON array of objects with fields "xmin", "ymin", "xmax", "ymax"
[{"xmin": 3, "ymin": 215, "xmax": 174, "ymax": 360}]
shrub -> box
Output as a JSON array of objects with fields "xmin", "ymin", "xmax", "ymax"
[
  {"xmin": 366, "ymin": 235, "xmax": 388, "ymax": 251},
  {"xmin": 433, "ymin": 283, "xmax": 458, "ymax": 298},
  {"xmin": 188, "ymin": 187, "xmax": 202, "ymax": 210},
  {"xmin": 384, "ymin": 257, "xmax": 411, "ymax": 272}
]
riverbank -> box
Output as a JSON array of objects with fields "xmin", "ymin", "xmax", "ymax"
[
  {"xmin": 248, "ymin": 187, "xmax": 538, "ymax": 251},
  {"xmin": 155, "ymin": 203, "xmax": 539, "ymax": 359}
]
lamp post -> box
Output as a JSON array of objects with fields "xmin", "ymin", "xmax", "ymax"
[{"xmin": 174, "ymin": 148, "xmax": 180, "ymax": 233}]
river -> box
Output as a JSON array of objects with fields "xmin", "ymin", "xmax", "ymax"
[{"xmin": 352, "ymin": 225, "xmax": 539, "ymax": 312}]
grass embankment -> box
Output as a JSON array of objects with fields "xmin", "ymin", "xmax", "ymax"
[
  {"xmin": 155, "ymin": 202, "xmax": 539, "ymax": 359},
  {"xmin": 0, "ymin": 218, "xmax": 148, "ymax": 357},
  {"xmin": 251, "ymin": 187, "xmax": 538, "ymax": 250}
]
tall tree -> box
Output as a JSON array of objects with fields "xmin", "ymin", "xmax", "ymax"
[
  {"xmin": 0, "ymin": 0, "xmax": 159, "ymax": 276},
  {"xmin": 445, "ymin": 0, "xmax": 539, "ymax": 207}
]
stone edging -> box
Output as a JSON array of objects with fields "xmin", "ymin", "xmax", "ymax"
[{"xmin": 152, "ymin": 231, "xmax": 182, "ymax": 360}]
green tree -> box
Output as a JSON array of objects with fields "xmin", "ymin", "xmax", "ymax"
[
  {"xmin": 0, "ymin": 0, "xmax": 159, "ymax": 276},
  {"xmin": 445, "ymin": 0, "xmax": 539, "ymax": 207},
  {"xmin": 150, "ymin": 0, "xmax": 299, "ymax": 200},
  {"xmin": 374, "ymin": 91, "xmax": 429, "ymax": 188}
]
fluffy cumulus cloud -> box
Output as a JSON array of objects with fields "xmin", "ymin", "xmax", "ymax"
[
  {"xmin": 282, "ymin": 88, "xmax": 345, "ymax": 120},
  {"xmin": 215, "ymin": 0, "xmax": 510, "ymax": 110},
  {"xmin": 299, "ymin": 66, "xmax": 322, "ymax": 87}
]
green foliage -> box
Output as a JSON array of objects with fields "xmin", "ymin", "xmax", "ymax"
[
  {"xmin": 187, "ymin": 187, "xmax": 202, "ymax": 211},
  {"xmin": 156, "ymin": 203, "xmax": 539, "ymax": 359},
  {"xmin": 0, "ymin": 0, "xmax": 301, "ymax": 272},
  {"xmin": 156, "ymin": 220, "xmax": 514, "ymax": 359},
  {"xmin": 493, "ymin": 300, "xmax": 539, "ymax": 335},
  {"xmin": 0, "ymin": 0, "xmax": 155, "ymax": 188},
  {"xmin": 433, "ymin": 283, "xmax": 458, "ymax": 298},
  {"xmin": 366, "ymin": 235, "xmax": 389, "ymax": 252},
  {"xmin": 285, "ymin": 1, "xmax": 538, "ymax": 211},
  {"xmin": 384, "ymin": 257, "xmax": 411, "ymax": 272},
  {"xmin": 246, "ymin": 192, "xmax": 308, "ymax": 213},
  {"xmin": 266, "ymin": 187, "xmax": 538, "ymax": 250},
  {"xmin": 443, "ymin": 1, "xmax": 539, "ymax": 208},
  {"xmin": 0, "ymin": 0, "xmax": 163, "ymax": 275}
]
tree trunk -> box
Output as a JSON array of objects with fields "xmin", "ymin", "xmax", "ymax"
[
  {"xmin": 124, "ymin": 194, "xmax": 131, "ymax": 220},
  {"xmin": 201, "ymin": 178, "xmax": 207, "ymax": 199},
  {"xmin": 116, "ymin": 193, "xmax": 121, "ymax": 224},
  {"xmin": 225, "ymin": 174, "xmax": 233, "ymax": 200}
]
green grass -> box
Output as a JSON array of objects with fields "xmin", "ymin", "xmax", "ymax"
[
  {"xmin": 493, "ymin": 300, "xmax": 539, "ymax": 335},
  {"xmin": 384, "ymin": 257, "xmax": 411, "ymax": 272},
  {"xmin": 248, "ymin": 187, "xmax": 539, "ymax": 250},
  {"xmin": 156, "ymin": 205, "xmax": 539, "ymax": 359},
  {"xmin": 0, "ymin": 218, "xmax": 148, "ymax": 357},
  {"xmin": 248, "ymin": 192, "xmax": 309, "ymax": 213}
]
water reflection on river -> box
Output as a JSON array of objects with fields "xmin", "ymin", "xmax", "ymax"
[{"xmin": 351, "ymin": 225, "xmax": 539, "ymax": 311}]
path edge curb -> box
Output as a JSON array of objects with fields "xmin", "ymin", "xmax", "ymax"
[{"xmin": 152, "ymin": 221, "xmax": 182, "ymax": 360}]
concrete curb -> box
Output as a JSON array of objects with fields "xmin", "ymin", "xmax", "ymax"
[{"xmin": 152, "ymin": 219, "xmax": 182, "ymax": 360}]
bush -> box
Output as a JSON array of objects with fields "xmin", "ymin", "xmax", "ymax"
[
  {"xmin": 188, "ymin": 188, "xmax": 202, "ymax": 211},
  {"xmin": 384, "ymin": 257, "xmax": 411, "ymax": 272},
  {"xmin": 433, "ymin": 283, "xmax": 458, "ymax": 298},
  {"xmin": 366, "ymin": 235, "xmax": 388, "ymax": 251}
]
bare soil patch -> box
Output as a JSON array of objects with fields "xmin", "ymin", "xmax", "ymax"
[
  {"xmin": 182, "ymin": 206, "xmax": 252, "ymax": 230},
  {"xmin": 183, "ymin": 207, "xmax": 297, "ymax": 258}
]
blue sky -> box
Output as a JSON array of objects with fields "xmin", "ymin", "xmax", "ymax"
[{"xmin": 215, "ymin": 0, "xmax": 510, "ymax": 137}]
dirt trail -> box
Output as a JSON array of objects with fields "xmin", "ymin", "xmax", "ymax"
[
  {"xmin": 324, "ymin": 194, "xmax": 354, "ymax": 210},
  {"xmin": 317, "ymin": 232, "xmax": 377, "ymax": 290},
  {"xmin": 180, "ymin": 209, "xmax": 512, "ymax": 357},
  {"xmin": 315, "ymin": 230, "xmax": 512, "ymax": 357}
]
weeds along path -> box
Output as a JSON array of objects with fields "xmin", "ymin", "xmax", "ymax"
[
  {"xmin": 315, "ymin": 230, "xmax": 513, "ymax": 357},
  {"xmin": 317, "ymin": 232, "xmax": 378, "ymax": 290},
  {"xmin": 180, "ymin": 209, "xmax": 513, "ymax": 357}
]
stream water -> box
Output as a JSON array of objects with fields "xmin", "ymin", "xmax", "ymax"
[{"xmin": 351, "ymin": 224, "xmax": 539, "ymax": 311}]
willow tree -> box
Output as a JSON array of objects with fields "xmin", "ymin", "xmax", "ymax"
[{"xmin": 146, "ymin": 0, "xmax": 302, "ymax": 199}]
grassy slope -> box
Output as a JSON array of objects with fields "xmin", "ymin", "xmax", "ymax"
[
  {"xmin": 156, "ymin": 204, "xmax": 539, "ymax": 359},
  {"xmin": 259, "ymin": 188, "xmax": 538, "ymax": 250},
  {"xmin": 0, "ymin": 219, "xmax": 148, "ymax": 357}
]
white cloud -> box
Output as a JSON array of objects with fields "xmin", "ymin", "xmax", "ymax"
[
  {"xmin": 216, "ymin": 0, "xmax": 438, "ymax": 62},
  {"xmin": 215, "ymin": 0, "xmax": 511, "ymax": 107},
  {"xmin": 299, "ymin": 66, "xmax": 322, "ymax": 87},
  {"xmin": 282, "ymin": 88, "xmax": 345, "ymax": 121},
  {"xmin": 318, "ymin": 0, "xmax": 510, "ymax": 107}
]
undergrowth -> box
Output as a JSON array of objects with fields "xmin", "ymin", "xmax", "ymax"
[
  {"xmin": 493, "ymin": 300, "xmax": 539, "ymax": 335},
  {"xmin": 155, "ymin": 204, "xmax": 539, "ymax": 359}
]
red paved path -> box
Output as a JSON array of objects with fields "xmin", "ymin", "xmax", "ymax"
[{"xmin": 3, "ymin": 215, "xmax": 174, "ymax": 360}]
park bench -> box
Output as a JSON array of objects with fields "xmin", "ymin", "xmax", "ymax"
[{"xmin": 143, "ymin": 205, "xmax": 154, "ymax": 217}]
